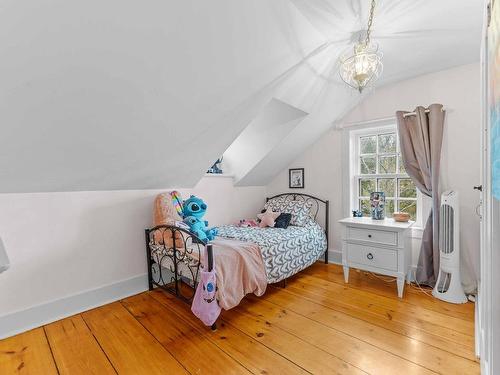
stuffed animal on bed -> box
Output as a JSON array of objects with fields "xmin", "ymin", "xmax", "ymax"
[
  {"xmin": 183, "ymin": 216, "xmax": 209, "ymax": 242},
  {"xmin": 182, "ymin": 195, "xmax": 217, "ymax": 241},
  {"xmin": 238, "ymin": 219, "xmax": 259, "ymax": 227}
]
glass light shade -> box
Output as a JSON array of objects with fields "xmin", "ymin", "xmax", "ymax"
[{"xmin": 339, "ymin": 42, "xmax": 383, "ymax": 93}]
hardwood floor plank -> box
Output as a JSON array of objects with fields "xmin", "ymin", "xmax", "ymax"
[
  {"xmin": 295, "ymin": 272, "xmax": 474, "ymax": 335},
  {"xmin": 288, "ymin": 274, "xmax": 475, "ymax": 345},
  {"xmin": 82, "ymin": 302, "xmax": 188, "ymax": 375},
  {"xmin": 229, "ymin": 298, "xmax": 437, "ymax": 375},
  {"xmin": 305, "ymin": 264, "xmax": 474, "ymax": 321},
  {"xmin": 220, "ymin": 307, "xmax": 367, "ymax": 375},
  {"xmin": 250, "ymin": 289, "xmax": 479, "ymax": 374},
  {"xmin": 2, "ymin": 263, "xmax": 474, "ymax": 375},
  {"xmin": 121, "ymin": 293, "xmax": 251, "ymax": 375},
  {"xmin": 44, "ymin": 315, "xmax": 116, "ymax": 375},
  {"xmin": 150, "ymin": 290, "xmax": 312, "ymax": 375},
  {"xmin": 264, "ymin": 285, "xmax": 476, "ymax": 361},
  {"xmin": 0, "ymin": 328, "xmax": 58, "ymax": 374}
]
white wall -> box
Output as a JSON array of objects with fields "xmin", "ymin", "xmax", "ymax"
[
  {"xmin": 267, "ymin": 63, "xmax": 481, "ymax": 292},
  {"xmin": 266, "ymin": 129, "xmax": 343, "ymax": 256},
  {"xmin": 0, "ymin": 176, "xmax": 265, "ymax": 336}
]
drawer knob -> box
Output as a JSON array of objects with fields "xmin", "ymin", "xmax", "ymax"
[
  {"xmin": 367, "ymin": 253, "xmax": 374, "ymax": 260},
  {"xmin": 368, "ymin": 234, "xmax": 372, "ymax": 238}
]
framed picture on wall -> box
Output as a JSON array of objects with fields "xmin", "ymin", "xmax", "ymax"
[{"xmin": 289, "ymin": 168, "xmax": 304, "ymax": 189}]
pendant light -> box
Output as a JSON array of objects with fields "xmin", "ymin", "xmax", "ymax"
[{"xmin": 339, "ymin": 0, "xmax": 383, "ymax": 93}]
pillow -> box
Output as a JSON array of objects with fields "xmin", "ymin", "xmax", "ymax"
[
  {"xmin": 264, "ymin": 196, "xmax": 289, "ymax": 212},
  {"xmin": 257, "ymin": 209, "xmax": 281, "ymax": 228},
  {"xmin": 264, "ymin": 197, "xmax": 313, "ymax": 226},
  {"xmin": 154, "ymin": 192, "xmax": 182, "ymax": 226},
  {"xmin": 152, "ymin": 192, "xmax": 184, "ymax": 249},
  {"xmin": 274, "ymin": 213, "xmax": 292, "ymax": 229}
]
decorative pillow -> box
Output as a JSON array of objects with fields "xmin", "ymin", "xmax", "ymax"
[
  {"xmin": 152, "ymin": 192, "xmax": 184, "ymax": 249},
  {"xmin": 274, "ymin": 213, "xmax": 292, "ymax": 229},
  {"xmin": 264, "ymin": 197, "xmax": 313, "ymax": 226},
  {"xmin": 264, "ymin": 196, "xmax": 289, "ymax": 212},
  {"xmin": 154, "ymin": 192, "xmax": 182, "ymax": 225},
  {"xmin": 257, "ymin": 209, "xmax": 281, "ymax": 228}
]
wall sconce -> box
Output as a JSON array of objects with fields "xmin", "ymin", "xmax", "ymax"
[{"xmin": 0, "ymin": 237, "xmax": 9, "ymax": 273}]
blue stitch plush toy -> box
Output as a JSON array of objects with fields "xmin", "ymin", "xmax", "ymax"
[
  {"xmin": 183, "ymin": 216, "xmax": 208, "ymax": 242},
  {"xmin": 181, "ymin": 195, "xmax": 217, "ymax": 242}
]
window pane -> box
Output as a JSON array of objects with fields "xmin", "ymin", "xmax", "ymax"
[
  {"xmin": 398, "ymin": 154, "xmax": 407, "ymax": 174},
  {"xmin": 399, "ymin": 200, "xmax": 417, "ymax": 221},
  {"xmin": 378, "ymin": 133, "xmax": 397, "ymax": 153},
  {"xmin": 360, "ymin": 156, "xmax": 376, "ymax": 174},
  {"xmin": 399, "ymin": 178, "xmax": 417, "ymax": 198},
  {"xmin": 377, "ymin": 178, "xmax": 395, "ymax": 197},
  {"xmin": 385, "ymin": 199, "xmax": 395, "ymax": 218},
  {"xmin": 360, "ymin": 136, "xmax": 377, "ymax": 154},
  {"xmin": 359, "ymin": 178, "xmax": 376, "ymax": 197},
  {"xmin": 378, "ymin": 155, "xmax": 397, "ymax": 174},
  {"xmin": 359, "ymin": 199, "xmax": 371, "ymax": 216}
]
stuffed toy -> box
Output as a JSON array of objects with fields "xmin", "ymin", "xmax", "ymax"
[
  {"xmin": 153, "ymin": 192, "xmax": 184, "ymax": 249},
  {"xmin": 183, "ymin": 216, "xmax": 209, "ymax": 242},
  {"xmin": 171, "ymin": 190, "xmax": 184, "ymax": 218},
  {"xmin": 238, "ymin": 219, "xmax": 259, "ymax": 227},
  {"xmin": 257, "ymin": 209, "xmax": 281, "ymax": 228},
  {"xmin": 182, "ymin": 195, "xmax": 217, "ymax": 241}
]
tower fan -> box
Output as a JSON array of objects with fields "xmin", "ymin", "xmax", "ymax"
[{"xmin": 432, "ymin": 191, "xmax": 467, "ymax": 303}]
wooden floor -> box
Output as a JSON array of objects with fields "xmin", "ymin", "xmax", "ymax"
[{"xmin": 0, "ymin": 263, "xmax": 478, "ymax": 374}]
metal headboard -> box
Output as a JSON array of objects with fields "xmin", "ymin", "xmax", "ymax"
[{"xmin": 266, "ymin": 193, "xmax": 329, "ymax": 263}]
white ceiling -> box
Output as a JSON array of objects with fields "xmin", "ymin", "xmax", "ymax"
[{"xmin": 0, "ymin": 0, "xmax": 483, "ymax": 192}]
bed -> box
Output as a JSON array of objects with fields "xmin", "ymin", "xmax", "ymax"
[
  {"xmin": 145, "ymin": 193, "xmax": 329, "ymax": 326},
  {"xmin": 216, "ymin": 215, "xmax": 327, "ymax": 283}
]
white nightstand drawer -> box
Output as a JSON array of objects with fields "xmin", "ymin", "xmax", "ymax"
[
  {"xmin": 347, "ymin": 243, "xmax": 398, "ymax": 271},
  {"xmin": 347, "ymin": 227, "xmax": 397, "ymax": 246}
]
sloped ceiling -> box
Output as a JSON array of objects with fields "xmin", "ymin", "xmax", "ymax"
[
  {"xmin": 224, "ymin": 98, "xmax": 308, "ymax": 184},
  {"xmin": 0, "ymin": 0, "xmax": 482, "ymax": 192}
]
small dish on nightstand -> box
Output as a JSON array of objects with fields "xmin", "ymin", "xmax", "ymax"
[{"xmin": 393, "ymin": 212, "xmax": 410, "ymax": 222}]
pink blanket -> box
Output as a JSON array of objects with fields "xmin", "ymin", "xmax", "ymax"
[{"xmin": 209, "ymin": 238, "xmax": 267, "ymax": 310}]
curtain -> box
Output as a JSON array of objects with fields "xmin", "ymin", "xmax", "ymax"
[{"xmin": 396, "ymin": 104, "xmax": 445, "ymax": 286}]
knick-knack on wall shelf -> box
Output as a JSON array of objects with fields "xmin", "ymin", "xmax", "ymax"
[{"xmin": 207, "ymin": 156, "xmax": 224, "ymax": 174}]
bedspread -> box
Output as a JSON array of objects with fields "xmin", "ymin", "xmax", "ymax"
[
  {"xmin": 216, "ymin": 222, "xmax": 327, "ymax": 283},
  {"xmin": 209, "ymin": 238, "xmax": 267, "ymax": 310}
]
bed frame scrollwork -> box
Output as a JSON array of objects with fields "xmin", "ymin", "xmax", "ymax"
[{"xmin": 144, "ymin": 225, "xmax": 213, "ymax": 302}]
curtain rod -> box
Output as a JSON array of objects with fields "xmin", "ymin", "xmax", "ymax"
[
  {"xmin": 402, "ymin": 107, "xmax": 446, "ymax": 118},
  {"xmin": 336, "ymin": 107, "xmax": 450, "ymax": 129}
]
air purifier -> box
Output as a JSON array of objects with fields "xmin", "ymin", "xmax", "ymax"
[{"xmin": 432, "ymin": 191, "xmax": 467, "ymax": 303}]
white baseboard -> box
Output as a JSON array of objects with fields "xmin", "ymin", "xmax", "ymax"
[
  {"xmin": 0, "ymin": 273, "xmax": 148, "ymax": 340},
  {"xmin": 328, "ymin": 249, "xmax": 342, "ymax": 265}
]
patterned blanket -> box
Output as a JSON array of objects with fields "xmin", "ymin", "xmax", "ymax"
[{"xmin": 216, "ymin": 222, "xmax": 327, "ymax": 283}]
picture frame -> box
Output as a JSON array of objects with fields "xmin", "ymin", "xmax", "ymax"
[{"xmin": 289, "ymin": 168, "xmax": 305, "ymax": 189}]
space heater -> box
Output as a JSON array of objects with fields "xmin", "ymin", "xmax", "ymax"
[{"xmin": 432, "ymin": 191, "xmax": 467, "ymax": 303}]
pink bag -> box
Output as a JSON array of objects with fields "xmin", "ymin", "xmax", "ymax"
[{"xmin": 191, "ymin": 246, "xmax": 221, "ymax": 326}]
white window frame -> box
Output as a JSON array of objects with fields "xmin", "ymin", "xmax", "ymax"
[{"xmin": 344, "ymin": 122, "xmax": 424, "ymax": 228}]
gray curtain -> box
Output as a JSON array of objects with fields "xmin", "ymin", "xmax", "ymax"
[{"xmin": 396, "ymin": 104, "xmax": 445, "ymax": 286}]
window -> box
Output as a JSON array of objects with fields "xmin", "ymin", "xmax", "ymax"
[{"xmin": 351, "ymin": 126, "xmax": 419, "ymax": 221}]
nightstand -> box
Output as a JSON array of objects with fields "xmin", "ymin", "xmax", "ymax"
[{"xmin": 339, "ymin": 217, "xmax": 414, "ymax": 298}]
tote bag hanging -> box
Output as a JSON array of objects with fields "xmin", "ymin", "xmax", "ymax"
[{"xmin": 191, "ymin": 245, "xmax": 221, "ymax": 326}]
